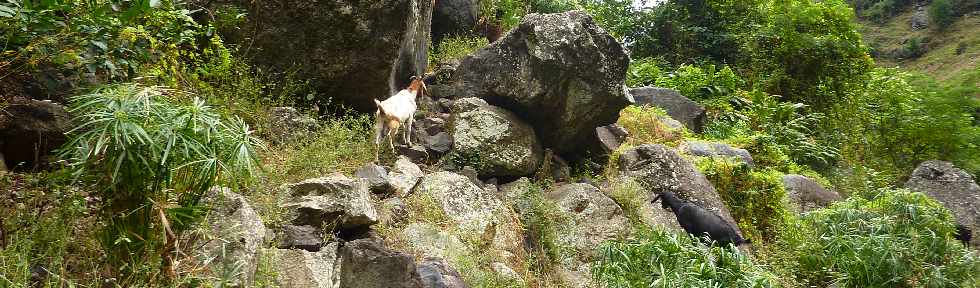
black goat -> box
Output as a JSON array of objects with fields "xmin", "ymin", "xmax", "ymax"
[
  {"xmin": 652, "ymin": 192, "xmax": 750, "ymax": 246},
  {"xmin": 954, "ymin": 224, "xmax": 972, "ymax": 246}
]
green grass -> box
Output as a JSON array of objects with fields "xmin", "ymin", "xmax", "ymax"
[
  {"xmin": 593, "ymin": 228, "xmax": 781, "ymax": 288},
  {"xmin": 768, "ymin": 189, "xmax": 980, "ymax": 287}
]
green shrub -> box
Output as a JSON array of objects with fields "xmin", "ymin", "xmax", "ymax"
[
  {"xmin": 773, "ymin": 190, "xmax": 980, "ymax": 287},
  {"xmin": 59, "ymin": 84, "xmax": 261, "ymax": 280},
  {"xmin": 929, "ymin": 0, "xmax": 956, "ymax": 29},
  {"xmin": 593, "ymin": 228, "xmax": 781, "ymax": 288},
  {"xmin": 696, "ymin": 158, "xmax": 791, "ymax": 243}
]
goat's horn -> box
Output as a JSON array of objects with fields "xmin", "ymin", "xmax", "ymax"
[{"xmin": 651, "ymin": 195, "xmax": 662, "ymax": 203}]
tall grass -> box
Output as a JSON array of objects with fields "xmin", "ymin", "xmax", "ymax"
[
  {"xmin": 771, "ymin": 189, "xmax": 980, "ymax": 287},
  {"xmin": 593, "ymin": 228, "xmax": 781, "ymax": 288}
]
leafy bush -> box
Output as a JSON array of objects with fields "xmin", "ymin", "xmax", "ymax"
[
  {"xmin": 0, "ymin": 0, "xmax": 208, "ymax": 80},
  {"xmin": 929, "ymin": 0, "xmax": 956, "ymax": 29},
  {"xmin": 593, "ymin": 228, "xmax": 781, "ymax": 288},
  {"xmin": 696, "ymin": 158, "xmax": 791, "ymax": 243},
  {"xmin": 59, "ymin": 84, "xmax": 261, "ymax": 279},
  {"xmin": 631, "ymin": 62, "xmax": 741, "ymax": 102},
  {"xmin": 831, "ymin": 68, "xmax": 980, "ymax": 184},
  {"xmin": 772, "ymin": 190, "xmax": 980, "ymax": 287}
]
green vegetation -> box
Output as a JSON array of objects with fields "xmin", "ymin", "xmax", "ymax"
[
  {"xmin": 770, "ymin": 190, "xmax": 980, "ymax": 287},
  {"xmin": 593, "ymin": 228, "xmax": 780, "ymax": 288},
  {"xmin": 59, "ymin": 84, "xmax": 261, "ymax": 281},
  {"xmin": 696, "ymin": 158, "xmax": 790, "ymax": 243},
  {"xmin": 3, "ymin": 0, "xmax": 979, "ymax": 286},
  {"xmin": 430, "ymin": 36, "xmax": 490, "ymax": 66}
]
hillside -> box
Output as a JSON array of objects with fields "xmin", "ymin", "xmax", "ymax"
[
  {"xmin": 859, "ymin": 6, "xmax": 980, "ymax": 81},
  {"xmin": 2, "ymin": 0, "xmax": 979, "ymax": 287}
]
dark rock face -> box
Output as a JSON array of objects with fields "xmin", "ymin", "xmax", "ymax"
[
  {"xmin": 443, "ymin": 11, "xmax": 631, "ymax": 157},
  {"xmin": 0, "ymin": 99, "xmax": 69, "ymax": 170},
  {"xmin": 431, "ymin": 0, "xmax": 480, "ymax": 44},
  {"xmin": 683, "ymin": 141, "xmax": 754, "ymax": 167},
  {"xmin": 417, "ymin": 257, "xmax": 467, "ymax": 288},
  {"xmin": 204, "ymin": 0, "xmax": 433, "ymax": 111},
  {"xmin": 276, "ymin": 225, "xmax": 324, "ymax": 252},
  {"xmin": 905, "ymin": 160, "xmax": 980, "ymax": 248},
  {"xmin": 339, "ymin": 237, "xmax": 424, "ymax": 288},
  {"xmin": 782, "ymin": 174, "xmax": 841, "ymax": 213},
  {"xmin": 618, "ymin": 144, "xmax": 739, "ymax": 233},
  {"xmin": 629, "ymin": 87, "xmax": 705, "ymax": 133},
  {"xmin": 911, "ymin": 5, "xmax": 929, "ymax": 30}
]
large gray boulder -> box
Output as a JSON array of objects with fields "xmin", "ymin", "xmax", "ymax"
[
  {"xmin": 905, "ymin": 160, "xmax": 980, "ymax": 248},
  {"xmin": 682, "ymin": 141, "xmax": 754, "ymax": 167},
  {"xmin": 0, "ymin": 99, "xmax": 69, "ymax": 170},
  {"xmin": 410, "ymin": 171, "xmax": 525, "ymax": 265},
  {"xmin": 617, "ymin": 144, "xmax": 739, "ymax": 232},
  {"xmin": 442, "ymin": 11, "xmax": 631, "ymax": 157},
  {"xmin": 782, "ymin": 174, "xmax": 841, "ymax": 213},
  {"xmin": 197, "ymin": 187, "xmax": 269, "ymax": 287},
  {"xmin": 629, "ymin": 87, "xmax": 705, "ymax": 133},
  {"xmin": 449, "ymin": 98, "xmax": 543, "ymax": 178},
  {"xmin": 339, "ymin": 238, "xmax": 424, "ymax": 288},
  {"xmin": 544, "ymin": 183, "xmax": 630, "ymax": 287},
  {"xmin": 390, "ymin": 156, "xmax": 425, "ymax": 195},
  {"xmin": 271, "ymin": 243, "xmax": 341, "ymax": 288},
  {"xmin": 280, "ymin": 173, "xmax": 379, "ymax": 230},
  {"xmin": 203, "ymin": 0, "xmax": 432, "ymax": 111},
  {"xmin": 431, "ymin": 0, "xmax": 480, "ymax": 44}
]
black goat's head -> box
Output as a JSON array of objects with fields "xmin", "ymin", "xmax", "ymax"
[{"xmin": 651, "ymin": 191, "xmax": 679, "ymax": 210}]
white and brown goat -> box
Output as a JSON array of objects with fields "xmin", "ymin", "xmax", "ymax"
[{"xmin": 374, "ymin": 76, "xmax": 426, "ymax": 160}]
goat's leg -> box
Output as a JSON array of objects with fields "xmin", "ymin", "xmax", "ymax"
[
  {"xmin": 405, "ymin": 118, "xmax": 414, "ymax": 146},
  {"xmin": 389, "ymin": 126, "xmax": 399, "ymax": 154}
]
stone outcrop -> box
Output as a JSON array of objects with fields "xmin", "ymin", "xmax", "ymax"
[
  {"xmin": 197, "ymin": 187, "xmax": 269, "ymax": 286},
  {"xmin": 682, "ymin": 141, "xmax": 754, "ymax": 167},
  {"xmin": 0, "ymin": 99, "xmax": 69, "ymax": 170},
  {"xmin": 280, "ymin": 173, "xmax": 379, "ymax": 230},
  {"xmin": 339, "ymin": 238, "xmax": 424, "ymax": 288},
  {"xmin": 617, "ymin": 144, "xmax": 739, "ymax": 233},
  {"xmin": 271, "ymin": 243, "xmax": 341, "ymax": 288},
  {"xmin": 544, "ymin": 183, "xmax": 630, "ymax": 287},
  {"xmin": 203, "ymin": 0, "xmax": 433, "ymax": 111},
  {"xmin": 267, "ymin": 107, "xmax": 317, "ymax": 144},
  {"xmin": 440, "ymin": 11, "xmax": 631, "ymax": 157},
  {"xmin": 782, "ymin": 174, "xmax": 841, "ymax": 213},
  {"xmin": 905, "ymin": 160, "xmax": 980, "ymax": 248},
  {"xmin": 629, "ymin": 87, "xmax": 705, "ymax": 133},
  {"xmin": 449, "ymin": 98, "xmax": 543, "ymax": 178},
  {"xmin": 431, "ymin": 0, "xmax": 480, "ymax": 44}
]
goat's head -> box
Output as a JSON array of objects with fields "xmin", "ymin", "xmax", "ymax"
[
  {"xmin": 651, "ymin": 191, "xmax": 679, "ymax": 210},
  {"xmin": 407, "ymin": 75, "xmax": 427, "ymax": 98}
]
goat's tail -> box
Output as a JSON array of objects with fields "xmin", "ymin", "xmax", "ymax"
[{"xmin": 374, "ymin": 99, "xmax": 388, "ymax": 116}]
